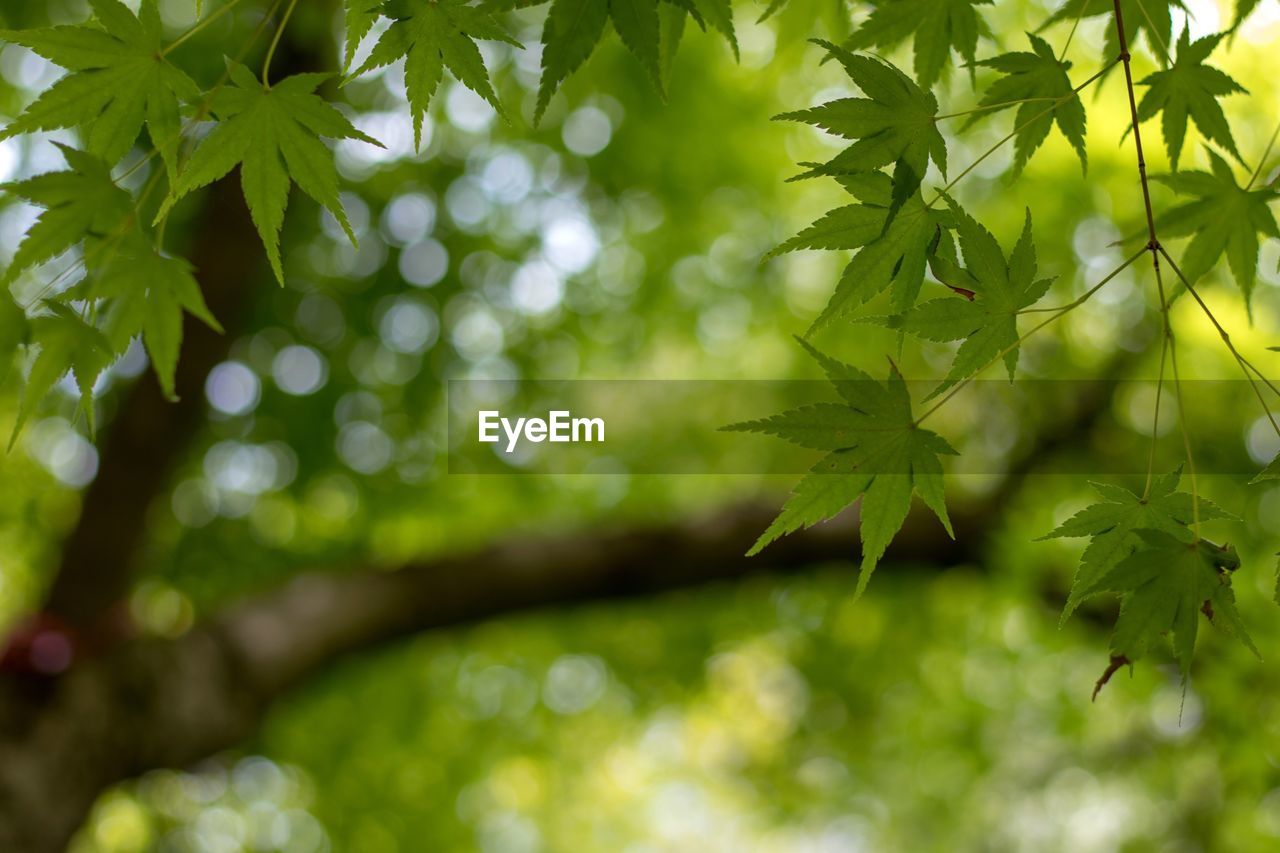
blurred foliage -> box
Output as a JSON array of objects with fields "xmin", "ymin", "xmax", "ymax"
[{"xmin": 0, "ymin": 0, "xmax": 1277, "ymax": 849}]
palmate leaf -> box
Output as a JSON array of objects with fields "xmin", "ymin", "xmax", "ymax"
[
  {"xmin": 531, "ymin": 0, "xmax": 737, "ymax": 124},
  {"xmin": 534, "ymin": 0, "xmax": 610, "ymax": 123},
  {"xmin": 724, "ymin": 340, "xmax": 954, "ymax": 594},
  {"xmin": 0, "ymin": 144, "xmax": 134, "ymax": 284},
  {"xmin": 0, "ymin": 289, "xmax": 28, "ymax": 390},
  {"xmin": 780, "ymin": 41, "xmax": 946, "ymax": 211},
  {"xmin": 158, "ymin": 63, "xmax": 383, "ymax": 285},
  {"xmin": 847, "ymin": 0, "xmax": 993, "ymax": 88},
  {"xmin": 351, "ymin": 0, "xmax": 519, "ymax": 145},
  {"xmin": 1040, "ymin": 469, "xmax": 1234, "ymax": 621},
  {"xmin": 1153, "ymin": 149, "xmax": 1280, "ymax": 310},
  {"xmin": 878, "ymin": 205, "xmax": 1052, "ymax": 395},
  {"xmin": 62, "ymin": 241, "xmax": 221, "ymax": 400},
  {"xmin": 10, "ymin": 303, "xmax": 114, "ymax": 446},
  {"xmin": 1041, "ymin": 0, "xmax": 1186, "ymax": 66},
  {"xmin": 769, "ymin": 172, "xmax": 953, "ymax": 332},
  {"xmin": 967, "ymin": 33, "xmax": 1087, "ymax": 175},
  {"xmin": 343, "ymin": 0, "xmax": 383, "ymax": 70},
  {"xmin": 609, "ymin": 0, "xmax": 663, "ymax": 91},
  {"xmin": 1137, "ymin": 29, "xmax": 1246, "ymax": 170},
  {"xmin": 0, "ymin": 0, "xmax": 201, "ymax": 179},
  {"xmin": 1090, "ymin": 530, "xmax": 1257, "ymax": 685},
  {"xmin": 1232, "ymin": 0, "xmax": 1262, "ymax": 29}
]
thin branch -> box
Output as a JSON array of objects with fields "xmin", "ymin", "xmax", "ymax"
[
  {"xmin": 1158, "ymin": 246, "xmax": 1280, "ymax": 439},
  {"xmin": 1112, "ymin": 0, "xmax": 1158, "ymax": 247},
  {"xmin": 1151, "ymin": 251, "xmax": 1200, "ymax": 533},
  {"xmin": 1142, "ymin": 312, "xmax": 1170, "ymax": 499},
  {"xmin": 1109, "ymin": 0, "xmax": 1209, "ymax": 522},
  {"xmin": 915, "ymin": 249, "xmax": 1146, "ymax": 426},
  {"xmin": 934, "ymin": 97, "xmax": 1064, "ymax": 122},
  {"xmin": 1059, "ymin": 0, "xmax": 1091, "ymax": 59}
]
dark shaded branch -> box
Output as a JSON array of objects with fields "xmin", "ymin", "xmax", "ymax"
[
  {"xmin": 0, "ymin": 337, "xmax": 1139, "ymax": 851},
  {"xmin": 0, "ymin": 496, "xmax": 976, "ymax": 853},
  {"xmin": 216, "ymin": 498, "xmax": 977, "ymax": 693}
]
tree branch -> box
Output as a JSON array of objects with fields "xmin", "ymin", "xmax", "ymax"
[
  {"xmin": 0, "ymin": 340, "xmax": 1138, "ymax": 851},
  {"xmin": 0, "ymin": 496, "xmax": 976, "ymax": 852}
]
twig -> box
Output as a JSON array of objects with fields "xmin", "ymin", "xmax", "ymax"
[
  {"xmin": 915, "ymin": 249, "xmax": 1146, "ymax": 426},
  {"xmin": 1158, "ymin": 247, "xmax": 1280, "ymax": 439}
]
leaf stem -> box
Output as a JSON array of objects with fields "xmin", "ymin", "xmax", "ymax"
[
  {"xmin": 1246, "ymin": 116, "xmax": 1280, "ymax": 190},
  {"xmin": 1131, "ymin": 0, "xmax": 1173, "ymax": 65},
  {"xmin": 1058, "ymin": 0, "xmax": 1091, "ymax": 60},
  {"xmin": 1155, "ymin": 255, "xmax": 1200, "ymax": 534},
  {"xmin": 1111, "ymin": 0, "xmax": 1202, "ymax": 523},
  {"xmin": 1158, "ymin": 246, "xmax": 1280, "ymax": 438},
  {"xmin": 914, "ymin": 249, "xmax": 1146, "ymax": 426},
  {"xmin": 933, "ymin": 97, "xmax": 1065, "ymax": 122},
  {"xmin": 1142, "ymin": 317, "xmax": 1170, "ymax": 499},
  {"xmin": 262, "ymin": 0, "xmax": 299, "ymax": 89},
  {"xmin": 162, "ymin": 0, "xmax": 246, "ymax": 56}
]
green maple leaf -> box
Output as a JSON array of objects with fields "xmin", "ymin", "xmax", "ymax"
[
  {"xmin": 518, "ymin": 0, "xmax": 737, "ymax": 123},
  {"xmin": 351, "ymin": 0, "xmax": 518, "ymax": 145},
  {"xmin": 768, "ymin": 172, "xmax": 953, "ymax": 331},
  {"xmin": 1153, "ymin": 149, "xmax": 1280, "ymax": 310},
  {"xmin": 0, "ymin": 289, "xmax": 28, "ymax": 390},
  {"xmin": 1, "ymin": 144, "xmax": 134, "ymax": 284},
  {"xmin": 967, "ymin": 33, "xmax": 1087, "ymax": 174},
  {"xmin": 1233, "ymin": 0, "xmax": 1261, "ymax": 29},
  {"xmin": 63, "ymin": 243, "xmax": 221, "ymax": 400},
  {"xmin": 1041, "ymin": 469, "xmax": 1234, "ymax": 621},
  {"xmin": 885, "ymin": 205, "xmax": 1052, "ymax": 393},
  {"xmin": 724, "ymin": 340, "xmax": 954, "ymax": 594},
  {"xmin": 10, "ymin": 303, "xmax": 114, "ymax": 446},
  {"xmin": 658, "ymin": 1, "xmax": 687, "ymax": 91},
  {"xmin": 1136, "ymin": 29, "xmax": 1246, "ymax": 170},
  {"xmin": 1254, "ymin": 454, "xmax": 1279, "ymax": 482},
  {"xmin": 158, "ymin": 63, "xmax": 383, "ymax": 285},
  {"xmin": 684, "ymin": 0, "xmax": 737, "ymax": 56},
  {"xmin": 780, "ymin": 40, "xmax": 946, "ymax": 210},
  {"xmin": 610, "ymin": 0, "xmax": 663, "ymax": 92},
  {"xmin": 847, "ymin": 0, "xmax": 992, "ymax": 88},
  {"xmin": 0, "ymin": 0, "xmax": 201, "ymax": 178},
  {"xmin": 1042, "ymin": 0, "xmax": 1186, "ymax": 66},
  {"xmin": 343, "ymin": 0, "xmax": 384, "ymax": 70},
  {"xmin": 533, "ymin": 0, "xmax": 610, "ymax": 123},
  {"xmin": 1090, "ymin": 530, "xmax": 1256, "ymax": 683}
]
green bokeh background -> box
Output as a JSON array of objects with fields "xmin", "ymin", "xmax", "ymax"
[{"xmin": 1, "ymin": 0, "xmax": 1280, "ymax": 849}]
